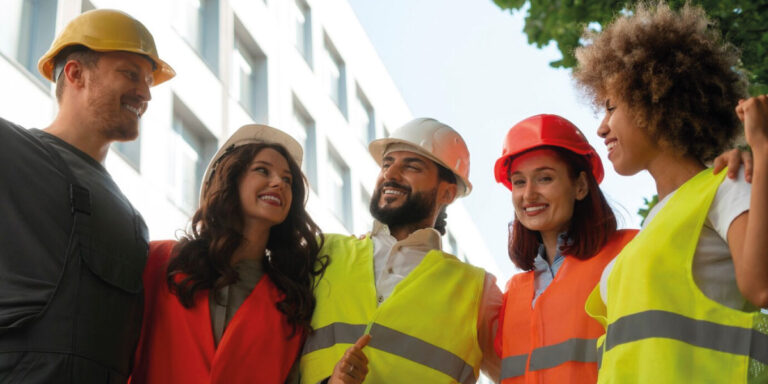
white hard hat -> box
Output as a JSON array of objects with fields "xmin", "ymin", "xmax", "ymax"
[
  {"xmin": 369, "ymin": 118, "xmax": 472, "ymax": 197},
  {"xmin": 201, "ymin": 124, "xmax": 303, "ymax": 200}
]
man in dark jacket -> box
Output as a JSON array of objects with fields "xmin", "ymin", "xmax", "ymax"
[{"xmin": 0, "ymin": 9, "xmax": 174, "ymax": 383}]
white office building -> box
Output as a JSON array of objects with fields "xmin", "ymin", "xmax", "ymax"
[{"xmin": 1, "ymin": 0, "xmax": 500, "ymax": 290}]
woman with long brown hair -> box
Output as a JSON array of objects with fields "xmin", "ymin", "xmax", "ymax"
[{"xmin": 131, "ymin": 124, "xmax": 327, "ymax": 383}]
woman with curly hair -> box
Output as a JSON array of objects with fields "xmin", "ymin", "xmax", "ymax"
[
  {"xmin": 131, "ymin": 125, "xmax": 327, "ymax": 383},
  {"xmin": 573, "ymin": 2, "xmax": 768, "ymax": 382}
]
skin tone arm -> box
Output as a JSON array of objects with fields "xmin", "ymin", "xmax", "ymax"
[
  {"xmin": 329, "ymin": 334, "xmax": 371, "ymax": 384},
  {"xmin": 727, "ymin": 95, "xmax": 768, "ymax": 308}
]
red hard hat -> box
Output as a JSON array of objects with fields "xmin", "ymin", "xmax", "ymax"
[{"xmin": 494, "ymin": 114, "xmax": 604, "ymax": 190}]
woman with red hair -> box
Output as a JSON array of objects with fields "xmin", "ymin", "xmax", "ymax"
[{"xmin": 493, "ymin": 114, "xmax": 636, "ymax": 384}]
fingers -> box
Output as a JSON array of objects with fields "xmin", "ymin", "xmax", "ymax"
[
  {"xmin": 712, "ymin": 151, "xmax": 729, "ymax": 175},
  {"xmin": 354, "ymin": 334, "xmax": 372, "ymax": 349},
  {"xmin": 712, "ymin": 149, "xmax": 740, "ymax": 178},
  {"xmin": 741, "ymin": 149, "xmax": 754, "ymax": 183},
  {"xmin": 329, "ymin": 335, "xmax": 372, "ymax": 384}
]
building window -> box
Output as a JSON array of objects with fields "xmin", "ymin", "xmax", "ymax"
[
  {"xmin": 352, "ymin": 85, "xmax": 375, "ymax": 143},
  {"xmin": 112, "ymin": 123, "xmax": 142, "ymax": 172},
  {"xmin": 327, "ymin": 146, "xmax": 351, "ymax": 229},
  {"xmin": 81, "ymin": 0, "xmax": 94, "ymax": 11},
  {"xmin": 292, "ymin": 98, "xmax": 317, "ymax": 191},
  {"xmin": 172, "ymin": 0, "xmax": 219, "ymax": 73},
  {"xmin": 169, "ymin": 101, "xmax": 216, "ymax": 214},
  {"xmin": 323, "ymin": 35, "xmax": 346, "ymax": 117},
  {"xmin": 293, "ymin": 0, "xmax": 312, "ymax": 66},
  {"xmin": 0, "ymin": 0, "xmax": 58, "ymax": 86},
  {"xmin": 232, "ymin": 20, "xmax": 268, "ymax": 123}
]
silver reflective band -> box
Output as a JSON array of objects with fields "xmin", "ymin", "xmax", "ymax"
[
  {"xmin": 528, "ymin": 338, "xmax": 598, "ymax": 370},
  {"xmin": 606, "ymin": 310, "xmax": 768, "ymax": 364},
  {"xmin": 302, "ymin": 322, "xmax": 366, "ymax": 356},
  {"xmin": 303, "ymin": 322, "xmax": 477, "ymax": 384},
  {"xmin": 500, "ymin": 353, "xmax": 528, "ymax": 379},
  {"xmin": 500, "ymin": 338, "xmax": 599, "ymax": 379}
]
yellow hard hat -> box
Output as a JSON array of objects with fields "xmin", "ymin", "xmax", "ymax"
[{"xmin": 38, "ymin": 9, "xmax": 175, "ymax": 86}]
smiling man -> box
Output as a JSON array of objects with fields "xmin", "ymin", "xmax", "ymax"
[
  {"xmin": 0, "ymin": 9, "xmax": 174, "ymax": 383},
  {"xmin": 300, "ymin": 118, "xmax": 502, "ymax": 384}
]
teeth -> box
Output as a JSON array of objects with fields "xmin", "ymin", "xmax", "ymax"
[
  {"xmin": 383, "ymin": 189, "xmax": 405, "ymax": 196},
  {"xmin": 525, "ymin": 206, "xmax": 546, "ymax": 213},
  {"xmin": 259, "ymin": 195, "xmax": 281, "ymax": 205},
  {"xmin": 607, "ymin": 141, "xmax": 616, "ymax": 151},
  {"xmin": 124, "ymin": 104, "xmax": 140, "ymax": 118}
]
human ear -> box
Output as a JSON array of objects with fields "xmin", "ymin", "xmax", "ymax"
[
  {"xmin": 63, "ymin": 60, "xmax": 86, "ymax": 88},
  {"xmin": 438, "ymin": 182, "xmax": 458, "ymax": 206},
  {"xmin": 575, "ymin": 171, "xmax": 589, "ymax": 201}
]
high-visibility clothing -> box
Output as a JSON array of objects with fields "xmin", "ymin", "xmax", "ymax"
[
  {"xmin": 131, "ymin": 241, "xmax": 301, "ymax": 384},
  {"xmin": 586, "ymin": 169, "xmax": 768, "ymax": 383},
  {"xmin": 300, "ymin": 234, "xmax": 485, "ymax": 384},
  {"xmin": 499, "ymin": 230, "xmax": 636, "ymax": 384}
]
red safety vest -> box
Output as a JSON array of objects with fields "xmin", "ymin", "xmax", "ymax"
[
  {"xmin": 130, "ymin": 240, "xmax": 302, "ymax": 384},
  {"xmin": 497, "ymin": 230, "xmax": 636, "ymax": 384}
]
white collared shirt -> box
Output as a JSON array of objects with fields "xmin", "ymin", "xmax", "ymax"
[{"xmin": 369, "ymin": 220, "xmax": 502, "ymax": 381}]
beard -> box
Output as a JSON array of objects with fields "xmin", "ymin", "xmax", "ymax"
[
  {"xmin": 369, "ymin": 181, "xmax": 437, "ymax": 228},
  {"xmin": 86, "ymin": 74, "xmax": 140, "ymax": 142}
]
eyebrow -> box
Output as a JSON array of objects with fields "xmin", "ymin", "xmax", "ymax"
[
  {"xmin": 252, "ymin": 160, "xmax": 292, "ymax": 176},
  {"xmin": 119, "ymin": 59, "xmax": 154, "ymax": 82},
  {"xmin": 510, "ymin": 166, "xmax": 556, "ymax": 175},
  {"xmin": 383, "ymin": 155, "xmax": 427, "ymax": 166}
]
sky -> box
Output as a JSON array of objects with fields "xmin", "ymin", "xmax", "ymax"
[{"xmin": 347, "ymin": 0, "xmax": 657, "ymax": 280}]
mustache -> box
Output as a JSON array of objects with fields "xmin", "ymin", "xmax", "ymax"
[{"xmin": 379, "ymin": 181, "xmax": 411, "ymax": 194}]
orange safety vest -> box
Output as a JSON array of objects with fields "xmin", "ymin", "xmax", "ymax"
[
  {"xmin": 498, "ymin": 230, "xmax": 636, "ymax": 384},
  {"xmin": 130, "ymin": 240, "xmax": 302, "ymax": 384}
]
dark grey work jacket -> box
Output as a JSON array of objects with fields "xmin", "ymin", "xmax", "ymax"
[{"xmin": 0, "ymin": 118, "xmax": 148, "ymax": 383}]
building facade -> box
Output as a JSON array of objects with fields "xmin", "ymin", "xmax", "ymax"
[{"xmin": 0, "ymin": 0, "xmax": 500, "ymax": 281}]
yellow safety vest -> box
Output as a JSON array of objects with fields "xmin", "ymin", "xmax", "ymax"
[
  {"xmin": 586, "ymin": 169, "xmax": 768, "ymax": 383},
  {"xmin": 300, "ymin": 234, "xmax": 485, "ymax": 384}
]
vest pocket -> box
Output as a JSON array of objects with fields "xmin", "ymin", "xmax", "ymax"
[{"xmin": 79, "ymin": 238, "xmax": 147, "ymax": 294}]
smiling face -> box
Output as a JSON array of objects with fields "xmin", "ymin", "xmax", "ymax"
[
  {"xmin": 508, "ymin": 149, "xmax": 588, "ymax": 237},
  {"xmin": 369, "ymin": 150, "xmax": 451, "ymax": 229},
  {"xmin": 238, "ymin": 148, "xmax": 294, "ymax": 230},
  {"xmin": 81, "ymin": 51, "xmax": 154, "ymax": 142},
  {"xmin": 597, "ymin": 99, "xmax": 660, "ymax": 176}
]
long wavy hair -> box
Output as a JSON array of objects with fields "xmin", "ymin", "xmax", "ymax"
[
  {"xmin": 166, "ymin": 143, "xmax": 328, "ymax": 336},
  {"xmin": 507, "ymin": 147, "xmax": 617, "ymax": 271}
]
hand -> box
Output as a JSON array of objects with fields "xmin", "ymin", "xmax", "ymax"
[
  {"xmin": 329, "ymin": 334, "xmax": 372, "ymax": 384},
  {"xmin": 736, "ymin": 95, "xmax": 768, "ymax": 153},
  {"xmin": 712, "ymin": 148, "xmax": 753, "ymax": 182}
]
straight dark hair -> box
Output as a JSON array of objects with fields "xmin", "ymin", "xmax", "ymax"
[
  {"xmin": 166, "ymin": 143, "xmax": 328, "ymax": 336},
  {"xmin": 507, "ymin": 146, "xmax": 617, "ymax": 271}
]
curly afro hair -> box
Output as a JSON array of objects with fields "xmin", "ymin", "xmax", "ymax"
[{"xmin": 573, "ymin": 1, "xmax": 747, "ymax": 163}]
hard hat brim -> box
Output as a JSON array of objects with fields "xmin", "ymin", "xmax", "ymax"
[
  {"xmin": 369, "ymin": 137, "xmax": 473, "ymax": 197},
  {"xmin": 200, "ymin": 125, "xmax": 303, "ymax": 202}
]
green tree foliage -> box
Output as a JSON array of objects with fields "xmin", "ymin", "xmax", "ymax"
[
  {"xmin": 637, "ymin": 194, "xmax": 659, "ymax": 225},
  {"xmin": 493, "ymin": 0, "xmax": 768, "ymax": 95}
]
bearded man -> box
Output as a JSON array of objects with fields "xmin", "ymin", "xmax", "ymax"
[{"xmin": 299, "ymin": 118, "xmax": 501, "ymax": 384}]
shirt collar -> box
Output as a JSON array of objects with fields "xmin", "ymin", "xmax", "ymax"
[
  {"xmin": 534, "ymin": 232, "xmax": 570, "ymax": 264},
  {"xmin": 371, "ymin": 220, "xmax": 442, "ymax": 251}
]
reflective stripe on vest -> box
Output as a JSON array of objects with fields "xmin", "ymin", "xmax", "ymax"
[
  {"xmin": 501, "ymin": 337, "xmax": 599, "ymax": 379},
  {"xmin": 304, "ymin": 322, "xmax": 476, "ymax": 384},
  {"xmin": 301, "ymin": 234, "xmax": 484, "ymax": 384},
  {"xmin": 589, "ymin": 169, "xmax": 768, "ymax": 383},
  {"xmin": 605, "ymin": 310, "xmax": 768, "ymax": 364}
]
